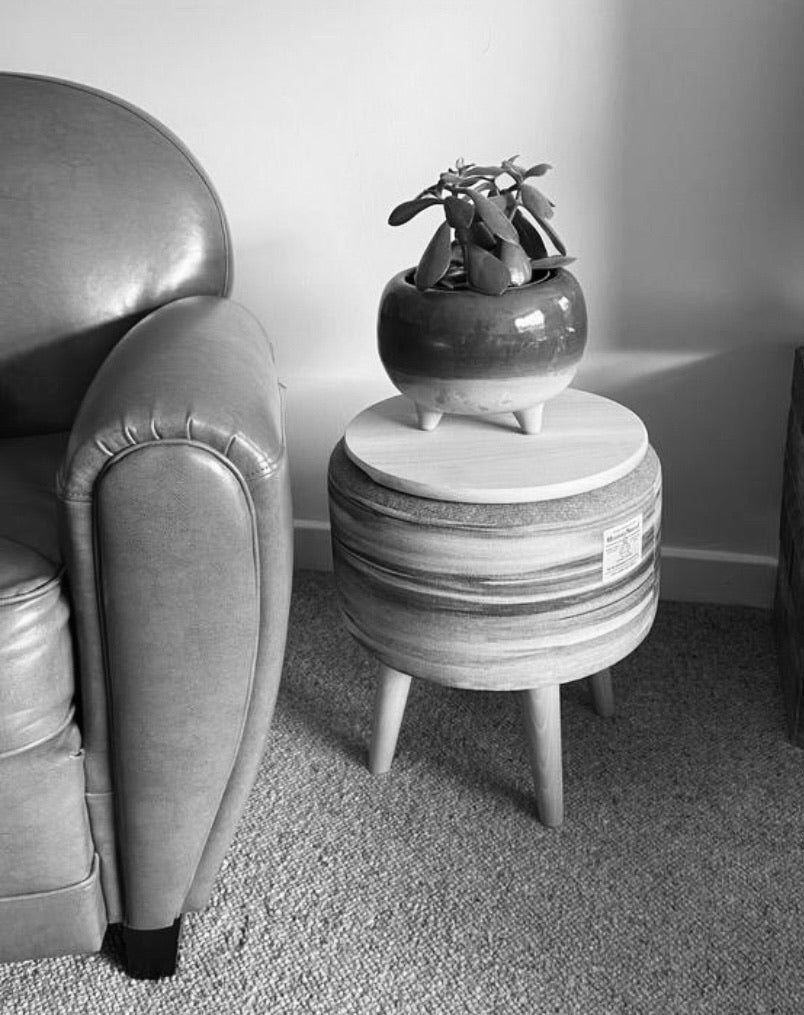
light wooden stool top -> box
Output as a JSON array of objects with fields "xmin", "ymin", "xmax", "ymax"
[{"xmin": 344, "ymin": 389, "xmax": 648, "ymax": 504}]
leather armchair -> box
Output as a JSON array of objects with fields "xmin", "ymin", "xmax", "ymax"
[{"xmin": 0, "ymin": 74, "xmax": 293, "ymax": 977}]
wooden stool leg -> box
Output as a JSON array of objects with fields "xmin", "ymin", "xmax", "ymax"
[
  {"xmin": 589, "ymin": 667, "xmax": 615, "ymax": 717},
  {"xmin": 369, "ymin": 665, "xmax": 412, "ymax": 774},
  {"xmin": 519, "ymin": 685, "xmax": 563, "ymax": 827}
]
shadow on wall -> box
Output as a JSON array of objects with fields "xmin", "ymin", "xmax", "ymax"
[
  {"xmin": 583, "ymin": 0, "xmax": 804, "ymax": 558},
  {"xmin": 579, "ymin": 340, "xmax": 793, "ymax": 555}
]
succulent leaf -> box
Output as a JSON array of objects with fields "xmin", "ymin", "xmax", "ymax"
[
  {"xmin": 466, "ymin": 245, "xmax": 511, "ymax": 295},
  {"xmin": 460, "ymin": 172, "xmax": 499, "ymax": 184},
  {"xmin": 512, "ymin": 210, "xmax": 549, "ymax": 259},
  {"xmin": 389, "ymin": 157, "xmax": 572, "ymax": 294},
  {"xmin": 444, "ymin": 195, "xmax": 475, "ymax": 229},
  {"xmin": 530, "ymin": 255, "xmax": 576, "ymax": 270},
  {"xmin": 469, "ymin": 191, "xmax": 519, "ymax": 243},
  {"xmin": 438, "ymin": 267, "xmax": 467, "ymax": 290},
  {"xmin": 464, "ymin": 164, "xmax": 503, "ymax": 177},
  {"xmin": 414, "ymin": 221, "xmax": 453, "ymax": 290},
  {"xmin": 469, "ymin": 220, "xmax": 497, "ymax": 250},
  {"xmin": 533, "ymin": 214, "xmax": 567, "ymax": 255},
  {"xmin": 388, "ymin": 197, "xmax": 443, "ymax": 226},
  {"xmin": 521, "ymin": 181, "xmax": 553, "ymax": 220},
  {"xmin": 498, "ymin": 240, "xmax": 533, "ymax": 286},
  {"xmin": 502, "ymin": 158, "xmax": 524, "ymax": 181}
]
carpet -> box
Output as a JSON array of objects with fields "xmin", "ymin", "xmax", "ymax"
[{"xmin": 2, "ymin": 571, "xmax": 803, "ymax": 1014}]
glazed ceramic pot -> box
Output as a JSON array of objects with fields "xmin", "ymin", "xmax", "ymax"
[{"xmin": 377, "ymin": 267, "xmax": 588, "ymax": 433}]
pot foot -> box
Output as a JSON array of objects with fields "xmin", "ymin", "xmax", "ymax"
[
  {"xmin": 514, "ymin": 405, "xmax": 544, "ymax": 435},
  {"xmin": 415, "ymin": 405, "xmax": 442, "ymax": 431}
]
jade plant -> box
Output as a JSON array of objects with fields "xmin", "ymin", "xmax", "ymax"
[{"xmin": 388, "ymin": 156, "xmax": 575, "ymax": 296}]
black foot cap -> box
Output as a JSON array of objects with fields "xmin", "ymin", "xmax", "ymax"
[{"xmin": 123, "ymin": 917, "xmax": 182, "ymax": 979}]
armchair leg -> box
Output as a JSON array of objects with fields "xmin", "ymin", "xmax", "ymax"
[{"xmin": 122, "ymin": 917, "xmax": 182, "ymax": 979}]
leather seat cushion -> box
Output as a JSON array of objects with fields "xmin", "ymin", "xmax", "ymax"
[
  {"xmin": 0, "ymin": 433, "xmax": 96, "ymax": 900},
  {"xmin": 0, "ymin": 434, "xmax": 70, "ymax": 753}
]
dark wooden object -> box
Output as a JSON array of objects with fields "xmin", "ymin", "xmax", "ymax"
[
  {"xmin": 122, "ymin": 918, "xmax": 182, "ymax": 979},
  {"xmin": 774, "ymin": 347, "xmax": 804, "ymax": 746}
]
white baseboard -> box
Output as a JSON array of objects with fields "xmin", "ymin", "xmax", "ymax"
[{"xmin": 293, "ymin": 520, "xmax": 778, "ymax": 609}]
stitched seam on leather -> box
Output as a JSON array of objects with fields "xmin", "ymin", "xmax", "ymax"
[
  {"xmin": 61, "ymin": 437, "xmax": 284, "ymax": 502},
  {"xmin": 242, "ymin": 463, "xmax": 282, "ymax": 481},
  {"xmin": 0, "ymin": 854, "xmax": 100, "ymax": 903},
  {"xmin": 94, "ymin": 438, "xmax": 114, "ymax": 458},
  {"xmin": 0, "ymin": 563, "xmax": 64, "ymax": 603},
  {"xmin": 93, "ymin": 442, "xmax": 261, "ymax": 922},
  {"xmin": 0, "ymin": 706, "xmax": 76, "ymax": 759}
]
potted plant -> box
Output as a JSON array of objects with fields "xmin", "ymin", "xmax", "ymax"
[{"xmin": 378, "ymin": 157, "xmax": 587, "ymax": 433}]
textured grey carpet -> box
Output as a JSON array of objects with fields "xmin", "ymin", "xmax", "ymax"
[{"xmin": 2, "ymin": 570, "xmax": 803, "ymax": 1014}]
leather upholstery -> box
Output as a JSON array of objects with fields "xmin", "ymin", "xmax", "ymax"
[
  {"xmin": 95, "ymin": 442, "xmax": 262, "ymax": 928},
  {"xmin": 0, "ymin": 433, "xmax": 66, "ymax": 562},
  {"xmin": 58, "ymin": 296, "xmax": 293, "ymax": 927},
  {"xmin": 59, "ymin": 296, "xmax": 284, "ymax": 499},
  {"xmin": 0, "ymin": 856, "xmax": 105, "ymax": 963},
  {"xmin": 1, "ymin": 723, "xmax": 92, "ymax": 896},
  {"xmin": 0, "ymin": 537, "xmax": 71, "ymax": 755},
  {"xmin": 0, "ymin": 73, "xmax": 230, "ymax": 437},
  {"xmin": 57, "ymin": 294, "xmax": 293, "ymax": 930},
  {"xmin": 0, "ymin": 435, "xmax": 105, "ymax": 960},
  {"xmin": 0, "ymin": 75, "xmax": 293, "ymax": 966},
  {"xmin": 0, "ymin": 434, "xmax": 70, "ymax": 775}
]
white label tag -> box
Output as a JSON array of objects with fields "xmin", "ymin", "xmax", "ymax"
[{"xmin": 602, "ymin": 514, "xmax": 643, "ymax": 583}]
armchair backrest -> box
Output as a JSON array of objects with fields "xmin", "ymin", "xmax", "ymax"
[{"xmin": 0, "ymin": 73, "xmax": 232, "ymax": 437}]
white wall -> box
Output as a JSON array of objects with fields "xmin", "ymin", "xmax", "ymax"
[
  {"xmin": 3, "ymin": 0, "xmax": 803, "ymax": 604},
  {"xmin": 592, "ymin": 1, "xmax": 804, "ymax": 606}
]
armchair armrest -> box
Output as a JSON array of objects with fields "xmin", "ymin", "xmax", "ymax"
[
  {"xmin": 58, "ymin": 295, "xmax": 293, "ymax": 933},
  {"xmin": 59, "ymin": 295, "xmax": 285, "ymax": 499}
]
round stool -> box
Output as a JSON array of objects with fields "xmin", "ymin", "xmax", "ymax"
[{"xmin": 328, "ymin": 394, "xmax": 662, "ymax": 826}]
